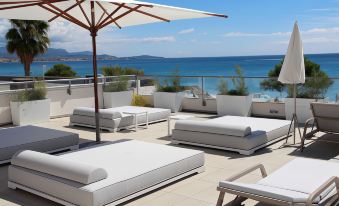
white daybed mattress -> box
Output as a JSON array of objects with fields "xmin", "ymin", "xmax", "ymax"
[
  {"xmin": 172, "ymin": 116, "xmax": 291, "ymax": 155},
  {"xmin": 70, "ymin": 106, "xmax": 171, "ymax": 132},
  {"xmin": 8, "ymin": 140, "xmax": 204, "ymax": 206},
  {"xmin": 0, "ymin": 125, "xmax": 79, "ymax": 164}
]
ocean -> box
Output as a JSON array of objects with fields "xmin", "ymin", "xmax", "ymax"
[{"xmin": 0, "ymin": 53, "xmax": 338, "ymax": 99}]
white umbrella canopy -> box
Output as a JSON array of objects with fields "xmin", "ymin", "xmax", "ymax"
[
  {"xmin": 0, "ymin": 0, "xmax": 226, "ymax": 29},
  {"xmin": 278, "ymin": 22, "xmax": 305, "ymax": 144},
  {"xmin": 0, "ymin": 0, "xmax": 227, "ymax": 142},
  {"xmin": 278, "ymin": 22, "xmax": 305, "ymax": 84}
]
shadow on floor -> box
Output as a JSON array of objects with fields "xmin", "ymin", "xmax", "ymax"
[{"xmin": 288, "ymin": 134, "xmax": 339, "ymax": 160}]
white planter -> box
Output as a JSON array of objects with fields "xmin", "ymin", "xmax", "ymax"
[
  {"xmin": 153, "ymin": 92, "xmax": 185, "ymax": 112},
  {"xmin": 284, "ymin": 98, "xmax": 322, "ymax": 123},
  {"xmin": 216, "ymin": 95, "xmax": 252, "ymax": 116},
  {"xmin": 10, "ymin": 99, "xmax": 50, "ymax": 126},
  {"xmin": 103, "ymin": 90, "xmax": 133, "ymax": 108}
]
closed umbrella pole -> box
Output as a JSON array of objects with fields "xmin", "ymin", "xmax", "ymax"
[{"xmin": 0, "ymin": 0, "xmax": 227, "ymax": 142}]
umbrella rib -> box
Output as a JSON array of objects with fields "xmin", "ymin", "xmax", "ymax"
[
  {"xmin": 39, "ymin": 4, "xmax": 80, "ymax": 23},
  {"xmin": 98, "ymin": 5, "xmax": 143, "ymax": 29},
  {"xmin": 96, "ymin": 3, "xmax": 124, "ymax": 29},
  {"xmin": 204, "ymin": 13, "xmax": 228, "ymax": 18},
  {"xmin": 0, "ymin": 1, "xmax": 40, "ymax": 5},
  {"xmin": 46, "ymin": 2, "xmax": 90, "ymax": 29},
  {"xmin": 76, "ymin": 0, "xmax": 91, "ymax": 26},
  {"xmin": 96, "ymin": 2, "xmax": 121, "ymax": 29},
  {"xmin": 0, "ymin": 0, "xmax": 65, "ymax": 11},
  {"xmin": 48, "ymin": 0, "xmax": 84, "ymax": 22},
  {"xmin": 111, "ymin": 2, "xmax": 170, "ymax": 23}
]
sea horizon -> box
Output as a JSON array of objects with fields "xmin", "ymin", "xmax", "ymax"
[{"xmin": 1, "ymin": 53, "xmax": 339, "ymax": 78}]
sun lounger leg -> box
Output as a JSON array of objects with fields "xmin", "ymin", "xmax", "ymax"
[
  {"xmin": 216, "ymin": 191, "xmax": 225, "ymax": 206},
  {"xmin": 229, "ymin": 196, "xmax": 247, "ymax": 206}
]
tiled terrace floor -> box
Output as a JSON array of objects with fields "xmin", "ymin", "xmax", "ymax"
[{"xmin": 0, "ymin": 112, "xmax": 338, "ymax": 206}]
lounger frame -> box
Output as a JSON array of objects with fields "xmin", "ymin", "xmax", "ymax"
[
  {"xmin": 172, "ymin": 133, "xmax": 289, "ymax": 155},
  {"xmin": 301, "ymin": 103, "xmax": 339, "ymax": 152},
  {"xmin": 216, "ymin": 164, "xmax": 339, "ymax": 206},
  {"xmin": 0, "ymin": 145, "xmax": 79, "ymax": 165},
  {"xmin": 8, "ymin": 166, "xmax": 204, "ymax": 206},
  {"xmin": 70, "ymin": 118, "xmax": 168, "ymax": 132}
]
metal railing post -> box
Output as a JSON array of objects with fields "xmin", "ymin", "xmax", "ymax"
[
  {"xmin": 136, "ymin": 75, "xmax": 139, "ymax": 95},
  {"xmin": 201, "ymin": 76, "xmax": 206, "ymax": 106}
]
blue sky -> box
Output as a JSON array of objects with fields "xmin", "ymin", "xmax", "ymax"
[{"xmin": 2, "ymin": 0, "xmax": 339, "ymax": 57}]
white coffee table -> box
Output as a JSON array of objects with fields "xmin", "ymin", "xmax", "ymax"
[
  {"xmin": 168, "ymin": 114, "xmax": 194, "ymax": 136},
  {"xmin": 123, "ymin": 111, "xmax": 148, "ymax": 131}
]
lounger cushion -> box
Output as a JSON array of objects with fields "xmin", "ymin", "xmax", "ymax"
[
  {"xmin": 8, "ymin": 140, "xmax": 204, "ymax": 206},
  {"xmin": 71, "ymin": 106, "xmax": 170, "ymax": 131},
  {"xmin": 73, "ymin": 107, "xmax": 122, "ymax": 119},
  {"xmin": 219, "ymin": 181, "xmax": 310, "ymax": 203},
  {"xmin": 219, "ymin": 158, "xmax": 339, "ymax": 203},
  {"xmin": 0, "ymin": 125, "xmax": 79, "ymax": 162},
  {"xmin": 172, "ymin": 116, "xmax": 290, "ymax": 151},
  {"xmin": 175, "ymin": 120, "xmax": 251, "ymax": 137},
  {"xmin": 12, "ymin": 150, "xmax": 108, "ymax": 184}
]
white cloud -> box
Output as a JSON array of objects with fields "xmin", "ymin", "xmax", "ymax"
[
  {"xmin": 222, "ymin": 31, "xmax": 290, "ymax": 37},
  {"xmin": 223, "ymin": 27, "xmax": 339, "ymax": 38},
  {"xmin": 178, "ymin": 28, "xmax": 195, "ymax": 34},
  {"xmin": 103, "ymin": 36, "xmax": 176, "ymax": 43}
]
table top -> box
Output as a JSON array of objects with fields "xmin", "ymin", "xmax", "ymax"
[{"xmin": 169, "ymin": 115, "xmax": 194, "ymax": 120}]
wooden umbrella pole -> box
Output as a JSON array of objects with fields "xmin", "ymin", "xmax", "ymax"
[{"xmin": 90, "ymin": 1, "xmax": 100, "ymax": 142}]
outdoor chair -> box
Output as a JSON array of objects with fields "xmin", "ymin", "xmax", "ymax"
[
  {"xmin": 216, "ymin": 158, "xmax": 339, "ymax": 206},
  {"xmin": 301, "ymin": 102, "xmax": 339, "ymax": 152}
]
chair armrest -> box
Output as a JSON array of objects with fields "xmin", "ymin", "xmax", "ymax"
[
  {"xmin": 304, "ymin": 117, "xmax": 315, "ymax": 128},
  {"xmin": 226, "ymin": 164, "xmax": 267, "ymax": 182},
  {"xmin": 303, "ymin": 117, "xmax": 316, "ymax": 139},
  {"xmin": 306, "ymin": 176, "xmax": 339, "ymax": 206}
]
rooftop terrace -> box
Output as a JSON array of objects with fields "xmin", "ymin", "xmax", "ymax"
[{"xmin": 0, "ymin": 112, "xmax": 337, "ymax": 206}]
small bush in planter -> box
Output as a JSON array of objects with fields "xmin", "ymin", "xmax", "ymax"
[
  {"xmin": 103, "ymin": 77, "xmax": 129, "ymax": 92},
  {"xmin": 156, "ymin": 70, "xmax": 185, "ymax": 93},
  {"xmin": 45, "ymin": 64, "xmax": 77, "ymax": 77},
  {"xmin": 12, "ymin": 81, "xmax": 47, "ymax": 102},
  {"xmin": 101, "ymin": 65, "xmax": 144, "ymax": 76},
  {"xmin": 260, "ymin": 57, "xmax": 333, "ymax": 99},
  {"xmin": 132, "ymin": 94, "xmax": 150, "ymax": 107},
  {"xmin": 217, "ymin": 67, "xmax": 248, "ymax": 96}
]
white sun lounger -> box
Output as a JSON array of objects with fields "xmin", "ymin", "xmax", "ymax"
[
  {"xmin": 8, "ymin": 140, "xmax": 204, "ymax": 206},
  {"xmin": 172, "ymin": 116, "xmax": 291, "ymax": 155},
  {"xmin": 0, "ymin": 125, "xmax": 79, "ymax": 164},
  {"xmin": 216, "ymin": 158, "xmax": 339, "ymax": 206},
  {"xmin": 70, "ymin": 106, "xmax": 171, "ymax": 132}
]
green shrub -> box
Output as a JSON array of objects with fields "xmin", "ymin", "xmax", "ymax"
[
  {"xmin": 103, "ymin": 77, "xmax": 129, "ymax": 92},
  {"xmin": 217, "ymin": 66, "xmax": 248, "ymax": 96},
  {"xmin": 156, "ymin": 69, "xmax": 185, "ymax": 93},
  {"xmin": 101, "ymin": 65, "xmax": 144, "ymax": 76},
  {"xmin": 227, "ymin": 66, "xmax": 248, "ymax": 96},
  {"xmin": 217, "ymin": 79, "xmax": 228, "ymax": 95},
  {"xmin": 45, "ymin": 64, "xmax": 77, "ymax": 77},
  {"xmin": 260, "ymin": 57, "xmax": 333, "ymax": 98},
  {"xmin": 12, "ymin": 81, "xmax": 47, "ymax": 102}
]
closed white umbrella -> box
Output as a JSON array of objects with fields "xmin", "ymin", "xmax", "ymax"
[
  {"xmin": 278, "ymin": 22, "xmax": 305, "ymax": 144},
  {"xmin": 0, "ymin": 0, "xmax": 227, "ymax": 142}
]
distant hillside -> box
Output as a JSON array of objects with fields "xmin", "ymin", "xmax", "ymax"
[{"xmin": 0, "ymin": 47, "xmax": 163, "ymax": 62}]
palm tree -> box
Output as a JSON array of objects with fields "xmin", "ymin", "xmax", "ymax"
[{"xmin": 6, "ymin": 20, "xmax": 50, "ymax": 77}]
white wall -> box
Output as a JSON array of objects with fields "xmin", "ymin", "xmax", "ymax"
[
  {"xmin": 0, "ymin": 84, "xmax": 104, "ymax": 125},
  {"xmin": 182, "ymin": 98, "xmax": 217, "ymax": 113},
  {"xmin": 48, "ymin": 84, "xmax": 103, "ymax": 118}
]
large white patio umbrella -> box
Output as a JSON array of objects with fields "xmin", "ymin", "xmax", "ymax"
[
  {"xmin": 278, "ymin": 22, "xmax": 305, "ymax": 144},
  {"xmin": 0, "ymin": 0, "xmax": 227, "ymax": 142}
]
